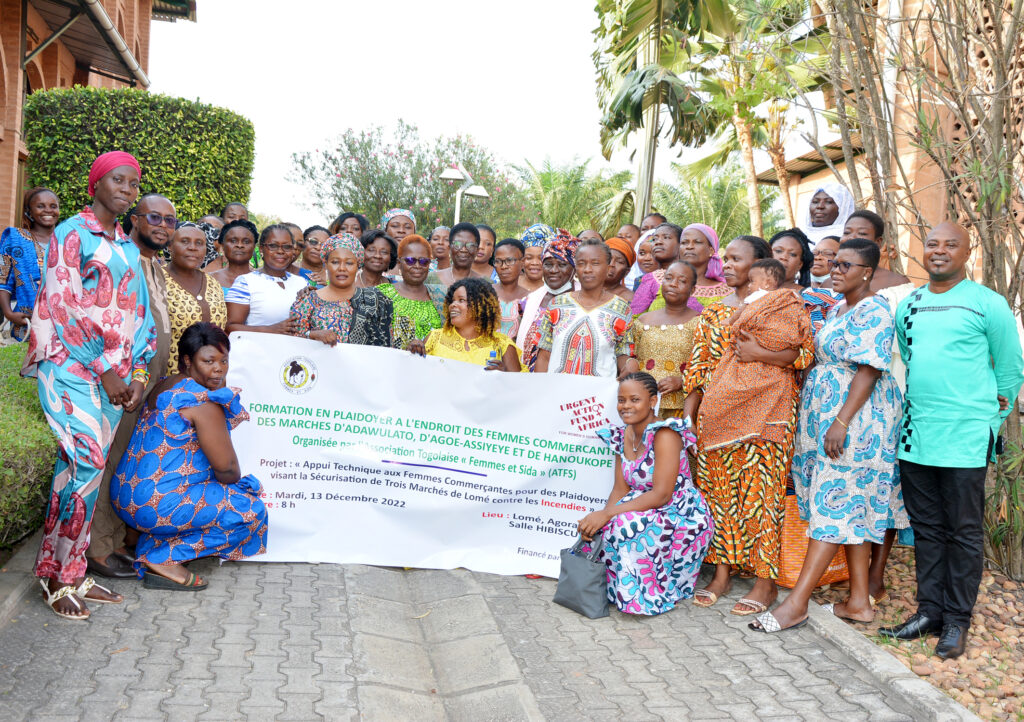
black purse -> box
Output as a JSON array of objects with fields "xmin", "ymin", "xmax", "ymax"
[{"xmin": 552, "ymin": 535, "xmax": 609, "ymax": 618}]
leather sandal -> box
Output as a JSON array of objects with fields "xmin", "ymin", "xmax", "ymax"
[
  {"xmin": 730, "ymin": 598, "xmax": 769, "ymax": 616},
  {"xmin": 75, "ymin": 577, "xmax": 123, "ymax": 604},
  {"xmin": 693, "ymin": 589, "xmax": 719, "ymax": 608},
  {"xmin": 39, "ymin": 579, "xmax": 90, "ymax": 621}
]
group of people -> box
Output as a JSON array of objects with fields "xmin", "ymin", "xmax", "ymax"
[{"xmin": 2, "ymin": 154, "xmax": 1021, "ymax": 663}]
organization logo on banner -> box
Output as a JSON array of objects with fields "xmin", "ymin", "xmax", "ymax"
[
  {"xmin": 559, "ymin": 395, "xmax": 612, "ymax": 438},
  {"xmin": 280, "ymin": 356, "xmax": 318, "ymax": 394}
]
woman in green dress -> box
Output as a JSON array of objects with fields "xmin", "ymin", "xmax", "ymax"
[{"xmin": 377, "ymin": 234, "xmax": 445, "ymax": 349}]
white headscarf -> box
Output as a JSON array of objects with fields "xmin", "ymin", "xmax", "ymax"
[
  {"xmin": 623, "ymin": 228, "xmax": 657, "ymax": 291},
  {"xmin": 802, "ymin": 182, "xmax": 855, "ymax": 247}
]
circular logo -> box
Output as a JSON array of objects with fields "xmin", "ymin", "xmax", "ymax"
[{"xmin": 281, "ymin": 356, "xmax": 317, "ymax": 394}]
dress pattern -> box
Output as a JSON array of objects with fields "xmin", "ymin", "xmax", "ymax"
[
  {"xmin": 111, "ymin": 378, "xmax": 268, "ymax": 574},
  {"xmin": 498, "ymin": 297, "xmax": 522, "ymax": 338},
  {"xmin": 647, "ymin": 279, "xmax": 729, "ymax": 313},
  {"xmin": 792, "ymin": 295, "xmax": 909, "ymax": 544},
  {"xmin": 23, "ymin": 207, "xmax": 157, "ymax": 583},
  {"xmin": 594, "ymin": 418, "xmax": 714, "ymax": 615},
  {"xmin": 377, "ymin": 282, "xmax": 444, "ymax": 341},
  {"xmin": 165, "ymin": 272, "xmax": 227, "ymax": 375},
  {"xmin": 289, "ymin": 286, "xmax": 394, "ymax": 347},
  {"xmin": 802, "ymin": 287, "xmax": 843, "ymax": 333},
  {"xmin": 683, "ymin": 301, "xmax": 813, "ymax": 579},
  {"xmin": 424, "ymin": 326, "xmax": 520, "ymax": 367},
  {"xmin": 539, "ymin": 294, "xmax": 633, "ymax": 377},
  {"xmin": 633, "ymin": 317, "xmax": 700, "ymax": 417},
  {"xmin": 0, "ymin": 227, "xmax": 48, "ymax": 340}
]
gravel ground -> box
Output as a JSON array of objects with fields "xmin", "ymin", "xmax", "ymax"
[{"xmin": 812, "ymin": 545, "xmax": 1023, "ymax": 721}]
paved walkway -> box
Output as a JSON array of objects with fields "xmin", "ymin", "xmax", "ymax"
[{"xmin": 0, "ymin": 559, "xmax": 924, "ymax": 721}]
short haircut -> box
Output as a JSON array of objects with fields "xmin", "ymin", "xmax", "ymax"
[
  {"xmin": 397, "ymin": 234, "xmax": 430, "ymax": 257},
  {"xmin": 768, "ymin": 228, "xmax": 814, "ymax": 286},
  {"xmin": 667, "ymin": 259, "xmax": 698, "ymax": 285},
  {"xmin": 221, "ymin": 202, "xmax": 247, "ymax": 217},
  {"xmin": 476, "ymin": 224, "xmax": 497, "ymax": 241},
  {"xmin": 329, "ymin": 212, "xmax": 369, "ymax": 235},
  {"xmin": 259, "ymin": 224, "xmax": 293, "ymax": 246},
  {"xmin": 577, "ymin": 238, "xmax": 611, "ymax": 262},
  {"xmin": 619, "ymin": 223, "xmax": 641, "ymax": 235},
  {"xmin": 846, "ymin": 209, "xmax": 885, "ymax": 239},
  {"xmin": 22, "ymin": 187, "xmax": 58, "ymax": 229},
  {"xmin": 282, "ymin": 222, "xmax": 302, "ymax": 235},
  {"xmin": 360, "ymin": 229, "xmax": 398, "ymax": 270},
  {"xmin": 219, "ymin": 218, "xmax": 258, "ymax": 244},
  {"xmin": 450, "ymin": 222, "xmax": 481, "ymax": 244},
  {"xmin": 178, "ymin": 322, "xmax": 230, "ymax": 373},
  {"xmin": 656, "ymin": 223, "xmax": 683, "ymax": 241},
  {"xmin": 578, "ymin": 229, "xmax": 605, "ymax": 241},
  {"xmin": 303, "ymin": 225, "xmax": 330, "ymax": 240},
  {"xmin": 643, "ymin": 213, "xmax": 667, "ymax": 224},
  {"xmin": 495, "ymin": 238, "xmax": 525, "ymax": 256},
  {"xmin": 124, "ymin": 193, "xmax": 173, "ymax": 234},
  {"xmin": 444, "ymin": 277, "xmax": 501, "ymax": 338},
  {"xmin": 750, "ymin": 258, "xmax": 787, "ymax": 287},
  {"xmin": 730, "ymin": 235, "xmax": 772, "ymax": 260},
  {"xmin": 620, "ymin": 371, "xmax": 659, "ymax": 397},
  {"xmin": 820, "ymin": 235, "xmax": 842, "ymax": 244},
  {"xmin": 839, "ymin": 237, "xmax": 881, "ymax": 270}
]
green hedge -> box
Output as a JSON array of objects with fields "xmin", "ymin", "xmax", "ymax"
[
  {"xmin": 0, "ymin": 343, "xmax": 55, "ymax": 548},
  {"xmin": 23, "ymin": 87, "xmax": 255, "ymax": 221}
]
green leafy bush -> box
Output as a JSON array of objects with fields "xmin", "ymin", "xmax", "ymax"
[
  {"xmin": 23, "ymin": 87, "xmax": 255, "ymax": 221},
  {"xmin": 0, "ymin": 343, "xmax": 56, "ymax": 548}
]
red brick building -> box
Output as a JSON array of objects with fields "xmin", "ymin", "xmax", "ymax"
[{"xmin": 0, "ymin": 0, "xmax": 195, "ymax": 227}]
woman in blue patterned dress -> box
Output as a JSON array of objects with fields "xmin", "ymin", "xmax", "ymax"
[
  {"xmin": 750, "ymin": 239, "xmax": 908, "ymax": 633},
  {"xmin": 0, "ymin": 187, "xmax": 59, "ymax": 340},
  {"xmin": 112, "ymin": 322, "xmax": 268, "ymax": 590},
  {"xmin": 580, "ymin": 372, "xmax": 714, "ymax": 615}
]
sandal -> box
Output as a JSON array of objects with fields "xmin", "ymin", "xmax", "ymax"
[
  {"xmin": 39, "ymin": 579, "xmax": 90, "ymax": 621},
  {"xmin": 693, "ymin": 589, "xmax": 719, "ymax": 608},
  {"xmin": 822, "ymin": 602, "xmax": 872, "ymax": 623},
  {"xmin": 748, "ymin": 610, "xmax": 809, "ymax": 633},
  {"xmin": 75, "ymin": 577, "xmax": 123, "ymax": 604},
  {"xmin": 142, "ymin": 570, "xmax": 208, "ymax": 591},
  {"xmin": 730, "ymin": 598, "xmax": 769, "ymax": 616}
]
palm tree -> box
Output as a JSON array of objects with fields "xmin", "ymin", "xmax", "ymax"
[{"xmin": 516, "ymin": 159, "xmax": 635, "ymax": 237}]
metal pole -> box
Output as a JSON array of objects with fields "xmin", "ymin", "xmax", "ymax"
[
  {"xmin": 633, "ymin": 19, "xmax": 661, "ymax": 224},
  {"xmin": 454, "ymin": 188, "xmax": 464, "ymax": 226},
  {"xmin": 23, "ymin": 10, "xmax": 82, "ymax": 67}
]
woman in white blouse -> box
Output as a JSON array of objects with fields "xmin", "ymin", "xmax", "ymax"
[{"xmin": 225, "ymin": 225, "xmax": 307, "ymax": 334}]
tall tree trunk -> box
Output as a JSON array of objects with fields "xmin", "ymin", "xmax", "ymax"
[
  {"xmin": 769, "ymin": 149, "xmax": 797, "ymax": 228},
  {"xmin": 733, "ymin": 111, "xmax": 763, "ymax": 238},
  {"xmin": 634, "ymin": 20, "xmax": 661, "ymax": 223}
]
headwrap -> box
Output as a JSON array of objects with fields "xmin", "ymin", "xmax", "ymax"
[
  {"xmin": 605, "ymin": 237, "xmax": 635, "ymax": 267},
  {"xmin": 381, "ymin": 208, "xmax": 416, "ymax": 231},
  {"xmin": 802, "ymin": 182, "xmax": 856, "ymax": 246},
  {"xmin": 683, "ymin": 223, "xmax": 725, "ymax": 283},
  {"xmin": 521, "ymin": 223, "xmax": 557, "ymax": 248},
  {"xmin": 197, "ymin": 221, "xmax": 222, "ymax": 268},
  {"xmin": 624, "ymin": 229, "xmax": 657, "ymax": 290},
  {"xmin": 542, "ymin": 233, "xmax": 581, "ymax": 268},
  {"xmin": 321, "ymin": 232, "xmax": 364, "ymax": 264},
  {"xmin": 88, "ymin": 151, "xmax": 141, "ymax": 197}
]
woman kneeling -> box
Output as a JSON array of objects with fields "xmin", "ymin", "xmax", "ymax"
[
  {"xmin": 579, "ymin": 372, "xmax": 714, "ymax": 615},
  {"xmin": 112, "ymin": 322, "xmax": 268, "ymax": 590}
]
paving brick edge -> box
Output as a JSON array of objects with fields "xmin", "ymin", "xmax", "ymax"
[
  {"xmin": 0, "ymin": 529, "xmax": 41, "ymax": 627},
  {"xmin": 803, "ymin": 597, "xmax": 982, "ymax": 722}
]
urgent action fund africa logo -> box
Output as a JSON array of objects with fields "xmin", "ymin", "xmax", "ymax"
[{"xmin": 280, "ymin": 357, "xmax": 317, "ymax": 394}]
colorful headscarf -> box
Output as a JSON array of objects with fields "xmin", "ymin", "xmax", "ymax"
[
  {"xmin": 321, "ymin": 232, "xmax": 364, "ymax": 264},
  {"xmin": 683, "ymin": 223, "xmax": 725, "ymax": 283},
  {"xmin": 542, "ymin": 233, "xmax": 581, "ymax": 268},
  {"xmin": 381, "ymin": 208, "xmax": 416, "ymax": 231},
  {"xmin": 88, "ymin": 151, "xmax": 141, "ymax": 197},
  {"xmin": 605, "ymin": 237, "xmax": 635, "ymax": 266},
  {"xmin": 521, "ymin": 223, "xmax": 557, "ymax": 248}
]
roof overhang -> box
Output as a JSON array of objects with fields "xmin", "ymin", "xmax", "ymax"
[
  {"xmin": 756, "ymin": 133, "xmax": 864, "ymax": 185},
  {"xmin": 26, "ymin": 0, "xmax": 150, "ymax": 87},
  {"xmin": 152, "ymin": 1, "xmax": 196, "ymax": 22}
]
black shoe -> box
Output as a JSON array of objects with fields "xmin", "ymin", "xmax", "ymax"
[
  {"xmin": 86, "ymin": 553, "xmax": 137, "ymax": 579},
  {"xmin": 878, "ymin": 613, "xmax": 943, "ymax": 640},
  {"xmin": 935, "ymin": 624, "xmax": 968, "ymax": 659}
]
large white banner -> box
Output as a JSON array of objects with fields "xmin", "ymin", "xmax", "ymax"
[{"xmin": 226, "ymin": 333, "xmax": 620, "ymax": 577}]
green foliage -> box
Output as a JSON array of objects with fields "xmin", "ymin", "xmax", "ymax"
[
  {"xmin": 291, "ymin": 120, "xmax": 536, "ymax": 238},
  {"xmin": 987, "ymin": 431, "xmax": 1024, "ymax": 578},
  {"xmin": 0, "ymin": 343, "xmax": 56, "ymax": 549},
  {"xmin": 515, "ymin": 159, "xmax": 634, "ymax": 237},
  {"xmin": 23, "ymin": 87, "xmax": 255, "ymax": 222},
  {"xmin": 653, "ymin": 157, "xmax": 783, "ymax": 240}
]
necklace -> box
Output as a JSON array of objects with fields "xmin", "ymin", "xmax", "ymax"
[{"xmin": 630, "ymin": 425, "xmax": 645, "ymax": 454}]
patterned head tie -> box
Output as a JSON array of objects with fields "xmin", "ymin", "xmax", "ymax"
[
  {"xmin": 380, "ymin": 208, "xmax": 416, "ymax": 231},
  {"xmin": 321, "ymin": 232, "xmax": 364, "ymax": 264},
  {"xmin": 521, "ymin": 223, "xmax": 557, "ymax": 248},
  {"xmin": 542, "ymin": 233, "xmax": 581, "ymax": 268}
]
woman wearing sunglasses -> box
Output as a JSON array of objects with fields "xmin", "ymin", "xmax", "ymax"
[
  {"xmin": 376, "ymin": 234, "xmax": 445, "ymax": 350},
  {"xmin": 751, "ymin": 238, "xmax": 908, "ymax": 633}
]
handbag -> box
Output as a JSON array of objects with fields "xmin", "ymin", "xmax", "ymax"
[
  {"xmin": 777, "ymin": 490, "xmax": 850, "ymax": 589},
  {"xmin": 552, "ymin": 534, "xmax": 610, "ymax": 618}
]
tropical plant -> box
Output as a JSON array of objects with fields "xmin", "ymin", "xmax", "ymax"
[
  {"xmin": 654, "ymin": 157, "xmax": 783, "ymax": 241},
  {"xmin": 516, "ymin": 159, "xmax": 634, "ymax": 237},
  {"xmin": 291, "ymin": 121, "xmax": 536, "ymax": 238},
  {"xmin": 23, "ymin": 87, "xmax": 255, "ymax": 222}
]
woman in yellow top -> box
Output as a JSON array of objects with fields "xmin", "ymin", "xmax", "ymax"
[
  {"xmin": 165, "ymin": 222, "xmax": 227, "ymax": 375},
  {"xmin": 417, "ymin": 277, "xmax": 521, "ymax": 371}
]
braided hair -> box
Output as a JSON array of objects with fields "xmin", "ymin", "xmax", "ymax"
[
  {"xmin": 620, "ymin": 371, "xmax": 659, "ymax": 398},
  {"xmin": 444, "ymin": 277, "xmax": 502, "ymax": 338}
]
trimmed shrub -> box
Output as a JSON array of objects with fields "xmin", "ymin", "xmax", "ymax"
[
  {"xmin": 23, "ymin": 87, "xmax": 255, "ymax": 222},
  {"xmin": 0, "ymin": 343, "xmax": 55, "ymax": 548}
]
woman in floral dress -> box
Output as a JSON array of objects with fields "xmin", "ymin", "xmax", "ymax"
[{"xmin": 580, "ymin": 372, "xmax": 714, "ymax": 615}]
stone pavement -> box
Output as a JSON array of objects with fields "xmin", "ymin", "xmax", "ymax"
[{"xmin": 0, "ymin": 556, "xmax": 936, "ymax": 721}]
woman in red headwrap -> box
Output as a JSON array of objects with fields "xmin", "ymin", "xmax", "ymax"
[{"xmin": 22, "ymin": 151, "xmax": 157, "ymax": 620}]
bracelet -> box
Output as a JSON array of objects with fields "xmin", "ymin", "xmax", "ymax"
[
  {"xmin": 835, "ymin": 417, "xmax": 849, "ymax": 429},
  {"xmin": 131, "ymin": 369, "xmax": 150, "ymax": 385}
]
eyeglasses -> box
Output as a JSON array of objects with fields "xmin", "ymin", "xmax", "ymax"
[
  {"xmin": 402, "ymin": 257, "xmax": 431, "ymax": 267},
  {"xmin": 813, "ymin": 249, "xmax": 837, "ymax": 258},
  {"xmin": 493, "ymin": 258, "xmax": 520, "ymax": 267},
  {"xmin": 451, "ymin": 241, "xmax": 479, "ymax": 251},
  {"xmin": 827, "ymin": 259, "xmax": 871, "ymax": 273},
  {"xmin": 134, "ymin": 211, "xmax": 177, "ymax": 227},
  {"xmin": 264, "ymin": 243, "xmax": 295, "ymax": 253}
]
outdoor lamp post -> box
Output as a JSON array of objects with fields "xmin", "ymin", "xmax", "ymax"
[{"xmin": 439, "ymin": 165, "xmax": 489, "ymax": 225}]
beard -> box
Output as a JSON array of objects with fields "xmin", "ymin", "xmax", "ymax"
[{"xmin": 136, "ymin": 230, "xmax": 168, "ymax": 252}]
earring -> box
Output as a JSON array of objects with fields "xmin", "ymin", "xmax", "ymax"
[{"xmin": 863, "ymin": 275, "xmax": 869, "ymax": 281}]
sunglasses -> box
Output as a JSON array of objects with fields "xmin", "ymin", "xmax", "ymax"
[
  {"xmin": 827, "ymin": 259, "xmax": 871, "ymax": 273},
  {"xmin": 451, "ymin": 241, "xmax": 479, "ymax": 251},
  {"xmin": 134, "ymin": 211, "xmax": 177, "ymax": 227},
  {"xmin": 402, "ymin": 257, "xmax": 431, "ymax": 267}
]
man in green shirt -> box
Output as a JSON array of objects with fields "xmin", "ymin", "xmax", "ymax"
[{"xmin": 881, "ymin": 222, "xmax": 1023, "ymax": 659}]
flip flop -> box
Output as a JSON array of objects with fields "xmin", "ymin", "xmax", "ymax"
[
  {"xmin": 822, "ymin": 602, "xmax": 872, "ymax": 623},
  {"xmin": 74, "ymin": 577, "xmax": 123, "ymax": 604},
  {"xmin": 142, "ymin": 570, "xmax": 208, "ymax": 591},
  {"xmin": 730, "ymin": 598, "xmax": 769, "ymax": 616},
  {"xmin": 692, "ymin": 589, "xmax": 719, "ymax": 608},
  {"xmin": 748, "ymin": 610, "xmax": 809, "ymax": 633},
  {"xmin": 39, "ymin": 579, "xmax": 90, "ymax": 621}
]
